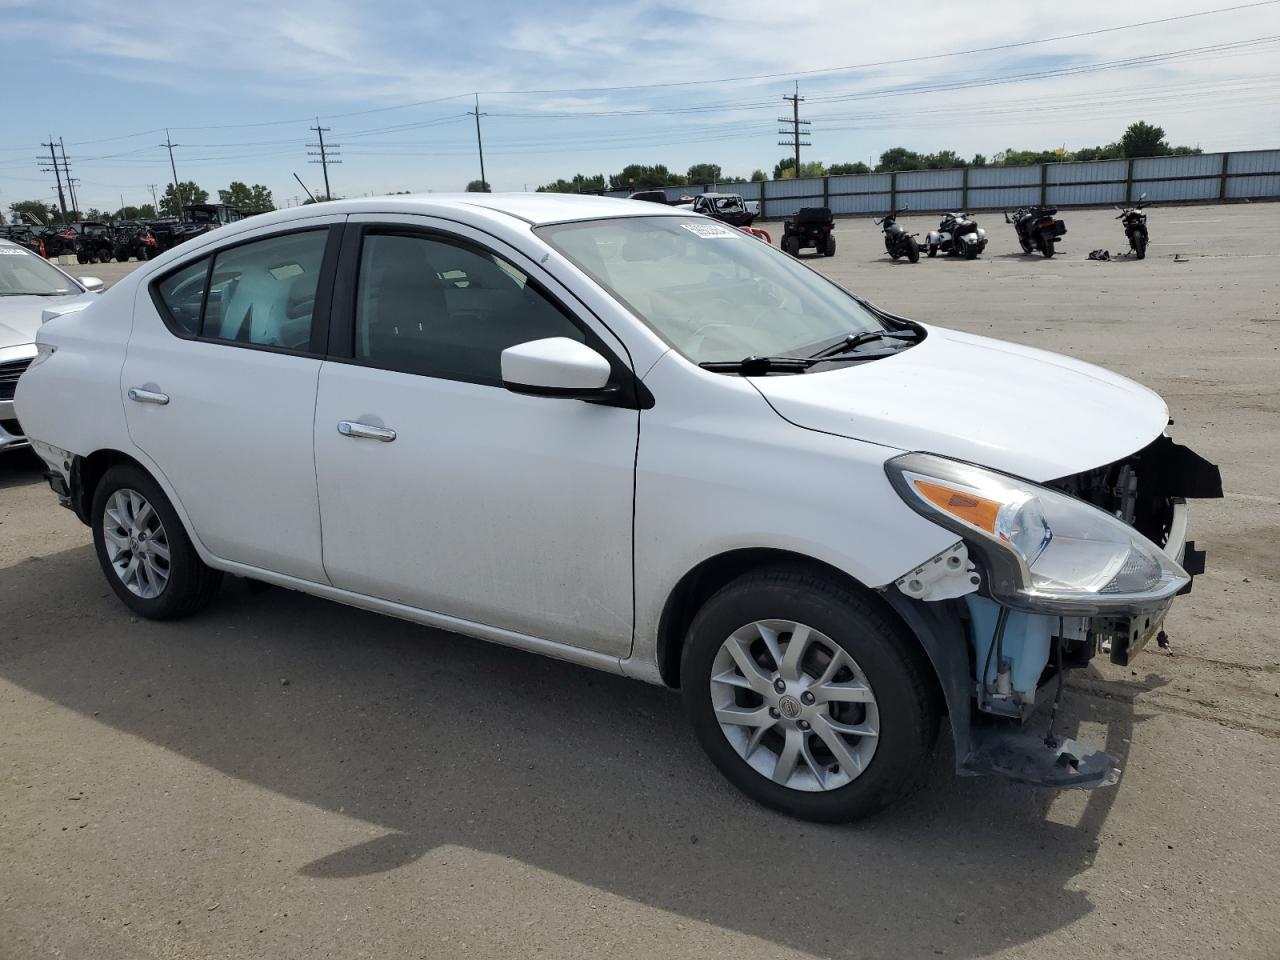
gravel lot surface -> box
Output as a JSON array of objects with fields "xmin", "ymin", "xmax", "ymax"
[{"xmin": 2, "ymin": 203, "xmax": 1277, "ymax": 959}]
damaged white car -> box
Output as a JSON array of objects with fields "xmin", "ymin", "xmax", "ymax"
[{"xmin": 15, "ymin": 195, "xmax": 1220, "ymax": 821}]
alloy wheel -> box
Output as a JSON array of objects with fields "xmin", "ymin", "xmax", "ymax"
[
  {"xmin": 709, "ymin": 619, "xmax": 880, "ymax": 792},
  {"xmin": 102, "ymin": 488, "xmax": 171, "ymax": 599}
]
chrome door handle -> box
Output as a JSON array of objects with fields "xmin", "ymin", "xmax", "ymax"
[
  {"xmin": 337, "ymin": 420, "xmax": 396, "ymax": 442},
  {"xmin": 128, "ymin": 387, "xmax": 169, "ymax": 405}
]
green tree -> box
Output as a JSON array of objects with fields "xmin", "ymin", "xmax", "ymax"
[
  {"xmin": 84, "ymin": 208, "xmax": 109, "ymax": 221},
  {"xmin": 875, "ymin": 147, "xmax": 925, "ymax": 172},
  {"xmin": 970, "ymin": 153, "xmax": 988, "ymax": 167},
  {"xmin": 1120, "ymin": 121, "xmax": 1168, "ymax": 158},
  {"xmin": 536, "ymin": 173, "xmax": 607, "ymax": 194},
  {"xmin": 925, "ymin": 150, "xmax": 967, "ymax": 170},
  {"xmin": 8, "ymin": 200, "xmax": 58, "ymax": 225},
  {"xmin": 218, "ymin": 181, "xmax": 274, "ymax": 212},
  {"xmin": 113, "ymin": 204, "xmax": 156, "ymax": 220},
  {"xmin": 609, "ymin": 164, "xmax": 685, "ymax": 190},
  {"xmin": 686, "ymin": 162, "xmax": 722, "ymax": 185},
  {"xmin": 749, "ymin": 169, "xmax": 767, "ymax": 182},
  {"xmin": 465, "ymin": 179, "xmax": 491, "ymax": 192},
  {"xmin": 160, "ymin": 181, "xmax": 208, "ymax": 216},
  {"xmin": 773, "ymin": 158, "xmax": 825, "ymax": 179},
  {"xmin": 827, "ymin": 161, "xmax": 871, "ymax": 176}
]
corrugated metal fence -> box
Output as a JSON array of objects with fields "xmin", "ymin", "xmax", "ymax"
[{"xmin": 604, "ymin": 149, "xmax": 1280, "ymax": 217}]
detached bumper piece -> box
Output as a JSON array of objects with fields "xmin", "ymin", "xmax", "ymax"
[{"xmin": 963, "ymin": 727, "xmax": 1120, "ymax": 789}]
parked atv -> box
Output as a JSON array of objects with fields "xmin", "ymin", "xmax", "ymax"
[
  {"xmin": 75, "ymin": 222, "xmax": 115, "ymax": 264},
  {"xmin": 874, "ymin": 207, "xmax": 920, "ymax": 263},
  {"xmin": 926, "ymin": 212, "xmax": 987, "ymax": 259},
  {"xmin": 781, "ymin": 207, "xmax": 836, "ymax": 257},
  {"xmin": 1006, "ymin": 205, "xmax": 1067, "ymax": 258},
  {"xmin": 111, "ymin": 222, "xmax": 157, "ymax": 262},
  {"xmin": 1116, "ymin": 193, "xmax": 1150, "ymax": 260}
]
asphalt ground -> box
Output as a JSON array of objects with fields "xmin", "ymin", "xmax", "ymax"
[{"xmin": 2, "ymin": 202, "xmax": 1277, "ymax": 959}]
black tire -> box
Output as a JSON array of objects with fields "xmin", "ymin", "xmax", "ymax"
[
  {"xmin": 116, "ymin": 251, "xmax": 130, "ymax": 263},
  {"xmin": 782, "ymin": 236, "xmax": 799, "ymax": 256},
  {"xmin": 680, "ymin": 565, "xmax": 939, "ymax": 822},
  {"xmin": 964, "ymin": 241, "xmax": 980, "ymax": 260},
  {"xmin": 91, "ymin": 464, "xmax": 222, "ymax": 620},
  {"xmin": 1041, "ymin": 232, "xmax": 1056, "ymax": 258},
  {"xmin": 926, "ymin": 244, "xmax": 938, "ymax": 258},
  {"xmin": 76, "ymin": 253, "xmax": 89, "ymax": 264},
  {"xmin": 1134, "ymin": 232, "xmax": 1147, "ymax": 260},
  {"xmin": 823, "ymin": 235, "xmax": 836, "ymax": 257},
  {"xmin": 906, "ymin": 237, "xmax": 920, "ymax": 263},
  {"xmin": 1019, "ymin": 237, "xmax": 1033, "ymax": 254}
]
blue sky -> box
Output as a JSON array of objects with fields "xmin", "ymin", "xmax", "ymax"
[{"xmin": 2, "ymin": 0, "xmax": 1279, "ymax": 215}]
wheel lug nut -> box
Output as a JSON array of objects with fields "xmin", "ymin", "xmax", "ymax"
[
  {"xmin": 798, "ymin": 720, "xmax": 810, "ymax": 731},
  {"xmin": 769, "ymin": 707, "xmax": 781, "ymax": 719},
  {"xmin": 801, "ymin": 691, "xmax": 815, "ymax": 705},
  {"xmin": 773, "ymin": 678, "xmax": 786, "ymax": 694}
]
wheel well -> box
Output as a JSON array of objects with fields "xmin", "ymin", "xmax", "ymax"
[
  {"xmin": 655, "ymin": 549, "xmax": 936, "ymax": 693},
  {"xmin": 71, "ymin": 449, "xmax": 148, "ymax": 523}
]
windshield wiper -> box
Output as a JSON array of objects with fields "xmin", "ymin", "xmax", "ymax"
[
  {"xmin": 808, "ymin": 328, "xmax": 919, "ymax": 361},
  {"xmin": 699, "ymin": 356, "xmax": 813, "ymax": 375}
]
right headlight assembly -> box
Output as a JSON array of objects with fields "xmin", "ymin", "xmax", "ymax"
[{"xmin": 885, "ymin": 452, "xmax": 1188, "ymax": 615}]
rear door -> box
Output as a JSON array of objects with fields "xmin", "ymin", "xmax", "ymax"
[
  {"xmin": 311, "ymin": 216, "xmax": 639, "ymax": 655},
  {"xmin": 122, "ymin": 218, "xmax": 343, "ymax": 581}
]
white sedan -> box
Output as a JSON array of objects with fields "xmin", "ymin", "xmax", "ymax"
[{"xmin": 15, "ymin": 194, "xmax": 1219, "ymax": 821}]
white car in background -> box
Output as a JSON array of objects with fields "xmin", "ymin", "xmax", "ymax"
[
  {"xmin": 0, "ymin": 239, "xmax": 101, "ymax": 452},
  {"xmin": 15, "ymin": 194, "xmax": 1220, "ymax": 821}
]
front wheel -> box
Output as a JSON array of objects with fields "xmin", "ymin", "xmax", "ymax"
[
  {"xmin": 926, "ymin": 244, "xmax": 938, "ymax": 258},
  {"xmin": 964, "ymin": 241, "xmax": 980, "ymax": 260},
  {"xmin": 906, "ymin": 237, "xmax": 920, "ymax": 263},
  {"xmin": 92, "ymin": 465, "xmax": 222, "ymax": 619},
  {"xmin": 681, "ymin": 565, "xmax": 938, "ymax": 822},
  {"xmin": 782, "ymin": 236, "xmax": 799, "ymax": 256},
  {"xmin": 823, "ymin": 235, "xmax": 836, "ymax": 257}
]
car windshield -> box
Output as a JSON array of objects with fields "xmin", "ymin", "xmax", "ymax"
[
  {"xmin": 536, "ymin": 216, "xmax": 883, "ymax": 364},
  {"xmin": 0, "ymin": 246, "xmax": 80, "ymax": 296}
]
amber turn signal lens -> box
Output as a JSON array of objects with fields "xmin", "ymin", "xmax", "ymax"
[{"xmin": 911, "ymin": 479, "xmax": 1001, "ymax": 535}]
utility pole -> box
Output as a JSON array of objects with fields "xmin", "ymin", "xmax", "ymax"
[
  {"xmin": 307, "ymin": 119, "xmax": 340, "ymax": 201},
  {"xmin": 468, "ymin": 94, "xmax": 488, "ymax": 190},
  {"xmin": 159, "ymin": 129, "xmax": 183, "ymax": 219},
  {"xmin": 38, "ymin": 137, "xmax": 70, "ymax": 223},
  {"xmin": 147, "ymin": 184, "xmax": 159, "ymax": 211},
  {"xmin": 778, "ymin": 82, "xmax": 810, "ymax": 178},
  {"xmin": 56, "ymin": 139, "xmax": 80, "ymax": 219}
]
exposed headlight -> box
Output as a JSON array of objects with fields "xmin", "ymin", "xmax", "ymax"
[{"xmin": 886, "ymin": 452, "xmax": 1187, "ymax": 614}]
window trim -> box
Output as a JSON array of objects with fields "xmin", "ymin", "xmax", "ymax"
[
  {"xmin": 147, "ymin": 224, "xmax": 343, "ymax": 358},
  {"xmin": 327, "ymin": 221, "xmax": 651, "ymax": 409}
]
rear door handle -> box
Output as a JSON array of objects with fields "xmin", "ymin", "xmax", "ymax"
[
  {"xmin": 127, "ymin": 387, "xmax": 169, "ymax": 405},
  {"xmin": 337, "ymin": 420, "xmax": 396, "ymax": 442}
]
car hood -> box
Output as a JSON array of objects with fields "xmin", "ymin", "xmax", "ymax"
[
  {"xmin": 0, "ymin": 293, "xmax": 94, "ymax": 348},
  {"xmin": 750, "ymin": 324, "xmax": 1169, "ymax": 481}
]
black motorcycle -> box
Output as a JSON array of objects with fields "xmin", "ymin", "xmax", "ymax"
[
  {"xmin": 1116, "ymin": 193, "xmax": 1150, "ymax": 259},
  {"xmin": 1006, "ymin": 205, "xmax": 1067, "ymax": 258},
  {"xmin": 874, "ymin": 206, "xmax": 920, "ymax": 263},
  {"xmin": 926, "ymin": 212, "xmax": 987, "ymax": 259}
]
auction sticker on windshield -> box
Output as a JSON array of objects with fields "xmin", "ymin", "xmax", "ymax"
[
  {"xmin": 680, "ymin": 222, "xmax": 738, "ymax": 239},
  {"xmin": 0, "ymin": 248, "xmax": 28, "ymax": 255}
]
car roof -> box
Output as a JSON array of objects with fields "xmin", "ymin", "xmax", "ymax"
[{"xmin": 279, "ymin": 193, "xmax": 689, "ymax": 229}]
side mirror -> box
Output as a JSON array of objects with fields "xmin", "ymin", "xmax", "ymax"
[
  {"xmin": 501, "ymin": 337, "xmax": 614, "ymax": 399},
  {"xmin": 78, "ymin": 276, "xmax": 105, "ymax": 292},
  {"xmin": 1139, "ymin": 192, "xmax": 1148, "ymax": 201}
]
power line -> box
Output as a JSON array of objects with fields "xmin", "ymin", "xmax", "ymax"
[{"xmin": 307, "ymin": 119, "xmax": 340, "ymax": 200}]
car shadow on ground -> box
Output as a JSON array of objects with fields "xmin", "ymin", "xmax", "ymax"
[
  {"xmin": 0, "ymin": 448, "xmax": 44, "ymax": 489},
  {"xmin": 0, "ymin": 545, "xmax": 1142, "ymax": 959}
]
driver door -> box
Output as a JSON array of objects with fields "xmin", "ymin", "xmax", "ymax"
[{"xmin": 312, "ymin": 217, "xmax": 639, "ymax": 656}]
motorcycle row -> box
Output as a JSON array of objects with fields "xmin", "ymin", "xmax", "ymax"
[{"xmin": 875, "ymin": 194, "xmax": 1152, "ymax": 263}]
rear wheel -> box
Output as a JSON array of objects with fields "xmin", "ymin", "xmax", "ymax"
[
  {"xmin": 927, "ymin": 244, "xmax": 938, "ymax": 258},
  {"xmin": 782, "ymin": 236, "xmax": 799, "ymax": 256},
  {"xmin": 92, "ymin": 465, "xmax": 222, "ymax": 620},
  {"xmin": 76, "ymin": 252, "xmax": 89, "ymax": 264},
  {"xmin": 1133, "ymin": 232, "xmax": 1147, "ymax": 260},
  {"xmin": 906, "ymin": 237, "xmax": 921, "ymax": 263},
  {"xmin": 681, "ymin": 565, "xmax": 938, "ymax": 822},
  {"xmin": 823, "ymin": 235, "xmax": 836, "ymax": 257}
]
